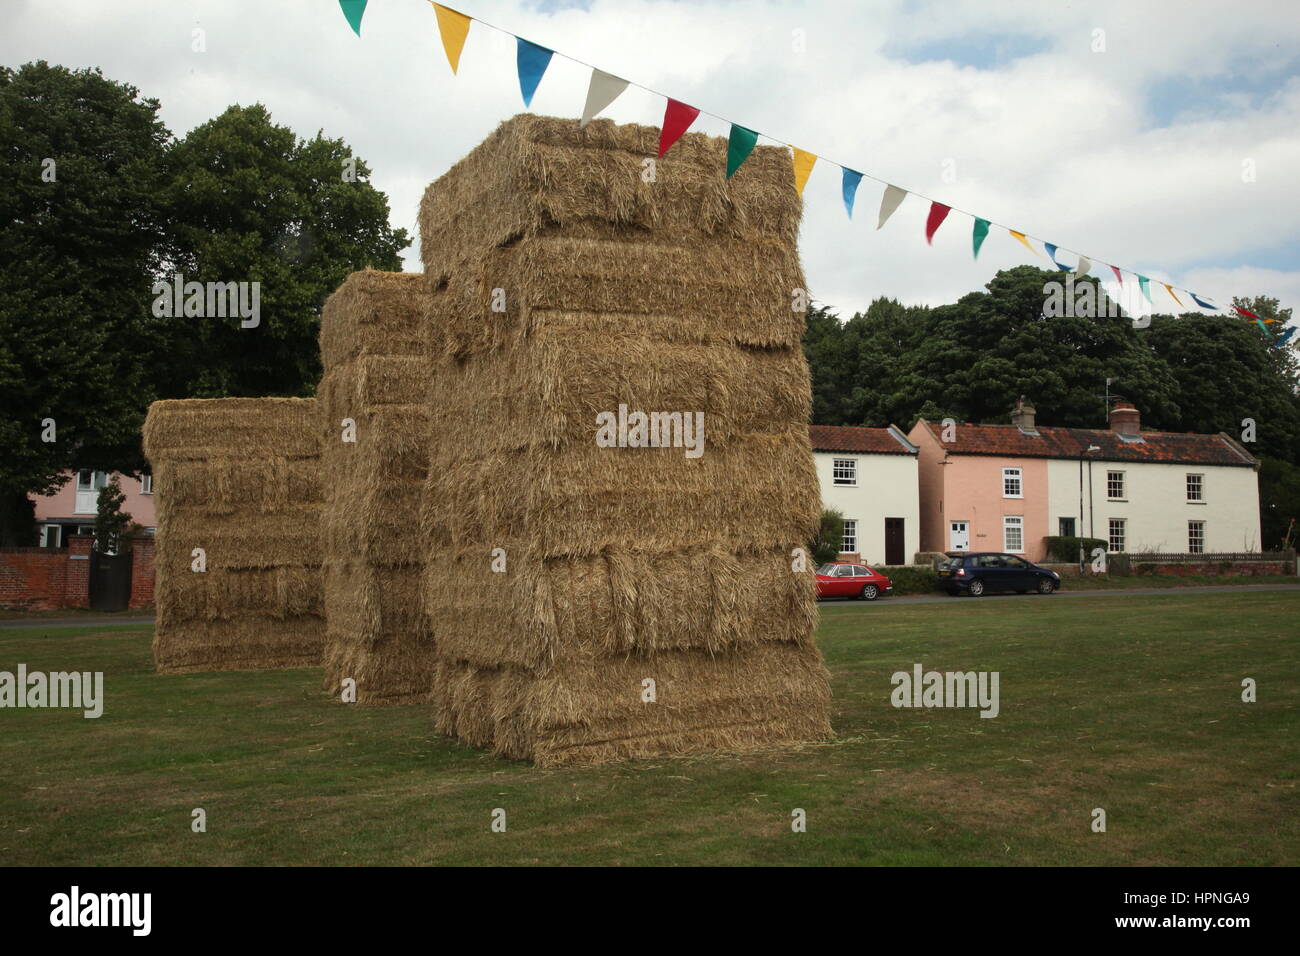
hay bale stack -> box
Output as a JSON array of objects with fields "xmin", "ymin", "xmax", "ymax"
[
  {"xmin": 317, "ymin": 270, "xmax": 436, "ymax": 704},
  {"xmin": 418, "ymin": 114, "xmax": 832, "ymax": 766},
  {"xmin": 142, "ymin": 398, "xmax": 323, "ymax": 673}
]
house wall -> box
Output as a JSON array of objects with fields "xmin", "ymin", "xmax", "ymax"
[
  {"xmin": 909, "ymin": 423, "xmax": 948, "ymax": 554},
  {"xmin": 32, "ymin": 470, "xmax": 157, "ymax": 532},
  {"xmin": 1068, "ymin": 459, "xmax": 1261, "ymax": 554},
  {"xmin": 941, "ymin": 455, "xmax": 1051, "ymax": 561},
  {"xmin": 813, "ymin": 451, "xmax": 920, "ymax": 565}
]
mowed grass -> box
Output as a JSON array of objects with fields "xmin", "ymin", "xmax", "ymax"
[{"xmin": 1, "ymin": 592, "xmax": 1296, "ymax": 866}]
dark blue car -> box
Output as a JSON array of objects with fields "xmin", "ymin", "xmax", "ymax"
[{"xmin": 939, "ymin": 552, "xmax": 1060, "ymax": 597}]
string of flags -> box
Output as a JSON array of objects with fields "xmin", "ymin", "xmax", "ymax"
[{"xmin": 336, "ymin": 0, "xmax": 1293, "ymax": 345}]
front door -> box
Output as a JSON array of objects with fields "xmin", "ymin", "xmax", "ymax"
[
  {"xmin": 75, "ymin": 470, "xmax": 107, "ymax": 515},
  {"xmin": 949, "ymin": 521, "xmax": 970, "ymax": 552},
  {"xmin": 884, "ymin": 517, "xmax": 905, "ymax": 565}
]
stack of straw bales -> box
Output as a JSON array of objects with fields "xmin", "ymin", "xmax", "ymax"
[
  {"xmin": 143, "ymin": 398, "xmax": 323, "ymax": 673},
  {"xmin": 317, "ymin": 270, "xmax": 436, "ymax": 704},
  {"xmin": 418, "ymin": 115, "xmax": 833, "ymax": 766}
]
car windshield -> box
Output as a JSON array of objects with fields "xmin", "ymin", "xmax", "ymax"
[
  {"xmin": 816, "ymin": 564, "xmax": 837, "ymax": 575},
  {"xmin": 945, "ymin": 557, "xmax": 964, "ymax": 569}
]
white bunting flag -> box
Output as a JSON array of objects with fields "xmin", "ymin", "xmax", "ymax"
[
  {"xmin": 580, "ymin": 69, "xmax": 630, "ymax": 128},
  {"xmin": 877, "ymin": 185, "xmax": 907, "ymax": 230}
]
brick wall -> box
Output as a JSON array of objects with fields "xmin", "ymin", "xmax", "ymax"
[
  {"xmin": 0, "ymin": 535, "xmax": 92, "ymax": 610},
  {"xmin": 129, "ymin": 535, "xmax": 155, "ymax": 608},
  {"xmin": 1129, "ymin": 559, "xmax": 1292, "ymax": 577}
]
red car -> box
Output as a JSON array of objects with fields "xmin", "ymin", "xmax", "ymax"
[{"xmin": 816, "ymin": 562, "xmax": 893, "ymax": 601}]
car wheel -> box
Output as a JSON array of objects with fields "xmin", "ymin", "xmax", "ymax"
[
  {"xmin": 860, "ymin": 584, "xmax": 879, "ymax": 601},
  {"xmin": 967, "ymin": 579, "xmax": 985, "ymax": 597},
  {"xmin": 1038, "ymin": 578, "xmax": 1056, "ymax": 594}
]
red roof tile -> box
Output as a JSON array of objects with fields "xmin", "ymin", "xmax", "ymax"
[
  {"xmin": 809, "ymin": 425, "xmax": 917, "ymax": 455},
  {"xmin": 917, "ymin": 421, "xmax": 1256, "ymax": 467}
]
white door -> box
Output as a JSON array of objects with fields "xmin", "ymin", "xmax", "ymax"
[
  {"xmin": 74, "ymin": 470, "xmax": 106, "ymax": 514},
  {"xmin": 949, "ymin": 521, "xmax": 970, "ymax": 551}
]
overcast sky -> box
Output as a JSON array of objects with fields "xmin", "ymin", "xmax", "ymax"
[{"xmin": 6, "ymin": 0, "xmax": 1298, "ymax": 320}]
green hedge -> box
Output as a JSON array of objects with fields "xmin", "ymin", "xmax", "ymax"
[
  {"xmin": 876, "ymin": 565, "xmax": 941, "ymax": 595},
  {"xmin": 1042, "ymin": 536, "xmax": 1107, "ymax": 563}
]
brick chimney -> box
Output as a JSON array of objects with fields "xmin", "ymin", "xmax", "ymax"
[
  {"xmin": 1010, "ymin": 397, "xmax": 1036, "ymax": 429},
  {"xmin": 1109, "ymin": 402, "xmax": 1141, "ymax": 436}
]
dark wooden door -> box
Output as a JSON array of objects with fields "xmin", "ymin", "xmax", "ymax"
[
  {"xmin": 884, "ymin": 518, "xmax": 905, "ymax": 566},
  {"xmin": 89, "ymin": 549, "xmax": 133, "ymax": 612}
]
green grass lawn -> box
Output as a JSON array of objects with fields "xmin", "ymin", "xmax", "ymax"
[{"xmin": 1, "ymin": 593, "xmax": 1296, "ymax": 866}]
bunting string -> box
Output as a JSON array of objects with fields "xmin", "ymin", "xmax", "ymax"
[{"xmin": 335, "ymin": 1, "xmax": 1288, "ymax": 337}]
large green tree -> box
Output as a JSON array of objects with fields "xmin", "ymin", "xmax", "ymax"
[
  {"xmin": 0, "ymin": 62, "xmax": 170, "ymax": 543},
  {"xmin": 151, "ymin": 104, "xmax": 410, "ymax": 398}
]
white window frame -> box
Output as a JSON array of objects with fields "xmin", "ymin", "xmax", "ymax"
[
  {"xmin": 832, "ymin": 458, "xmax": 857, "ymax": 487},
  {"xmin": 1107, "ymin": 470, "xmax": 1126, "ymax": 500},
  {"xmin": 841, "ymin": 519, "xmax": 857, "ymax": 554},
  {"xmin": 40, "ymin": 524, "xmax": 62, "ymax": 548},
  {"xmin": 1108, "ymin": 518, "xmax": 1126, "ymax": 554},
  {"xmin": 1002, "ymin": 467, "xmax": 1023, "ymax": 499},
  {"xmin": 1188, "ymin": 520, "xmax": 1205, "ymax": 554},
  {"xmin": 140, "ymin": 474, "xmax": 153, "ymax": 494},
  {"xmin": 1003, "ymin": 515, "xmax": 1024, "ymax": 553},
  {"xmin": 1186, "ymin": 473, "xmax": 1204, "ymax": 502}
]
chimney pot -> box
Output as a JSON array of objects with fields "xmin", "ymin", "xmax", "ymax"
[{"xmin": 1110, "ymin": 402, "xmax": 1141, "ymax": 436}]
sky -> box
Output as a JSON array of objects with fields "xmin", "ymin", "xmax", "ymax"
[{"xmin": 5, "ymin": 0, "xmax": 1299, "ymax": 320}]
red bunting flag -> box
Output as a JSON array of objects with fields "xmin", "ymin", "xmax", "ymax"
[
  {"xmin": 1109, "ymin": 265, "xmax": 1123, "ymax": 285},
  {"xmin": 925, "ymin": 202, "xmax": 952, "ymax": 245},
  {"xmin": 1234, "ymin": 306, "xmax": 1261, "ymax": 320},
  {"xmin": 658, "ymin": 99, "xmax": 700, "ymax": 157}
]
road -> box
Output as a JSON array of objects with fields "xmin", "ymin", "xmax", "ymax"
[{"xmin": 2, "ymin": 583, "xmax": 1299, "ymax": 629}]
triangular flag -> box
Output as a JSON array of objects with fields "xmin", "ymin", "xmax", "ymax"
[
  {"xmin": 1137, "ymin": 275, "xmax": 1152, "ymax": 302},
  {"xmin": 1233, "ymin": 306, "xmax": 1260, "ymax": 319},
  {"xmin": 1009, "ymin": 230, "xmax": 1040, "ymax": 256},
  {"xmin": 658, "ymin": 99, "xmax": 699, "ymax": 157},
  {"xmin": 580, "ymin": 69, "xmax": 629, "ymax": 127},
  {"xmin": 1162, "ymin": 283, "xmax": 1184, "ymax": 307},
  {"xmin": 972, "ymin": 218, "xmax": 990, "ymax": 259},
  {"xmin": 841, "ymin": 168, "xmax": 864, "ymax": 219},
  {"xmin": 339, "ymin": 0, "xmax": 367, "ymax": 35},
  {"xmin": 791, "ymin": 148, "xmax": 817, "ymax": 195},
  {"xmin": 877, "ymin": 185, "xmax": 907, "ymax": 229},
  {"xmin": 1190, "ymin": 292, "xmax": 1215, "ymax": 309},
  {"xmin": 726, "ymin": 124, "xmax": 758, "ymax": 178},
  {"xmin": 516, "ymin": 38, "xmax": 553, "ymax": 107},
  {"xmin": 433, "ymin": 4, "xmax": 472, "ymax": 74},
  {"xmin": 1043, "ymin": 242, "xmax": 1070, "ymax": 272},
  {"xmin": 1275, "ymin": 326, "xmax": 1297, "ymax": 348},
  {"xmin": 925, "ymin": 202, "xmax": 951, "ymax": 244},
  {"xmin": 1076, "ymin": 256, "xmax": 1091, "ymax": 275},
  {"xmin": 1109, "ymin": 265, "xmax": 1124, "ymax": 285}
]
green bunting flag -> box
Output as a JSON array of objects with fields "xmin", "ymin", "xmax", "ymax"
[
  {"xmin": 1137, "ymin": 274, "xmax": 1152, "ymax": 303},
  {"xmin": 338, "ymin": 0, "xmax": 367, "ymax": 36},
  {"xmin": 726, "ymin": 125, "xmax": 759, "ymax": 178},
  {"xmin": 972, "ymin": 218, "xmax": 990, "ymax": 259}
]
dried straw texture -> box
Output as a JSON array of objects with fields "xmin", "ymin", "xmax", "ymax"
[
  {"xmin": 143, "ymin": 398, "xmax": 324, "ymax": 673},
  {"xmin": 418, "ymin": 115, "xmax": 831, "ymax": 765},
  {"xmin": 317, "ymin": 271, "xmax": 436, "ymax": 704}
]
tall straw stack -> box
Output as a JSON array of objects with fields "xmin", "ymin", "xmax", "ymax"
[
  {"xmin": 142, "ymin": 397, "xmax": 323, "ymax": 673},
  {"xmin": 418, "ymin": 114, "xmax": 832, "ymax": 766},
  {"xmin": 317, "ymin": 270, "xmax": 437, "ymax": 704}
]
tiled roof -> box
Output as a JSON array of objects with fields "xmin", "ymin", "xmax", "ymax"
[
  {"xmin": 809, "ymin": 425, "xmax": 918, "ymax": 455},
  {"xmin": 917, "ymin": 420, "xmax": 1256, "ymax": 467}
]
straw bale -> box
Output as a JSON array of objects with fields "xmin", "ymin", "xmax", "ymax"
[
  {"xmin": 144, "ymin": 397, "xmax": 324, "ymax": 673},
  {"xmin": 319, "ymin": 269, "xmax": 427, "ymax": 368}
]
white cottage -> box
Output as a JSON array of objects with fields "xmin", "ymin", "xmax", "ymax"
[{"xmin": 810, "ymin": 424, "xmax": 921, "ymax": 566}]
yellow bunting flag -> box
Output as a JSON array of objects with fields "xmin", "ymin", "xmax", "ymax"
[
  {"xmin": 1163, "ymin": 283, "xmax": 1184, "ymax": 307},
  {"xmin": 1008, "ymin": 230, "xmax": 1041, "ymax": 257},
  {"xmin": 791, "ymin": 148, "xmax": 817, "ymax": 195},
  {"xmin": 432, "ymin": 3, "xmax": 472, "ymax": 74}
]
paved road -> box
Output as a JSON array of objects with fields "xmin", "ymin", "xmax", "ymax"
[
  {"xmin": 2, "ymin": 583, "xmax": 1298, "ymax": 629},
  {"xmin": 818, "ymin": 583, "xmax": 1300, "ymax": 607}
]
